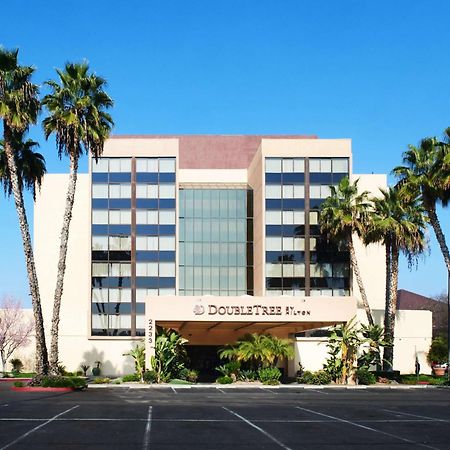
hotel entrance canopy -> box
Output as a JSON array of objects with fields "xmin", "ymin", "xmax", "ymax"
[{"xmin": 145, "ymin": 296, "xmax": 357, "ymax": 359}]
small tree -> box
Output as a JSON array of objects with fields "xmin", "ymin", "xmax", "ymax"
[
  {"xmin": 0, "ymin": 296, "xmax": 34, "ymax": 373},
  {"xmin": 123, "ymin": 342, "xmax": 146, "ymax": 382}
]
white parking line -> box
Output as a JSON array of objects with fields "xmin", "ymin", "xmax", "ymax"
[
  {"xmin": 216, "ymin": 387, "xmax": 226, "ymax": 394},
  {"xmin": 0, "ymin": 405, "xmax": 79, "ymax": 450},
  {"xmin": 142, "ymin": 406, "xmax": 152, "ymax": 449},
  {"xmin": 382, "ymin": 409, "xmax": 448, "ymax": 422},
  {"xmin": 171, "ymin": 387, "xmax": 177, "ymax": 394},
  {"xmin": 259, "ymin": 387, "xmax": 277, "ymax": 394},
  {"xmin": 223, "ymin": 407, "xmax": 291, "ymax": 450},
  {"xmin": 296, "ymin": 406, "xmax": 440, "ymax": 450}
]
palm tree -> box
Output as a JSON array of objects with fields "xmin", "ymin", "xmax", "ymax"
[
  {"xmin": 366, "ymin": 186, "xmax": 427, "ymax": 370},
  {"xmin": 42, "ymin": 62, "xmax": 114, "ymax": 372},
  {"xmin": 319, "ymin": 176, "xmax": 374, "ymax": 326},
  {"xmin": 394, "ymin": 134, "xmax": 450, "ymax": 274},
  {"xmin": 264, "ymin": 335, "xmax": 294, "ymax": 366},
  {"xmin": 0, "ymin": 48, "xmax": 49, "ymax": 375}
]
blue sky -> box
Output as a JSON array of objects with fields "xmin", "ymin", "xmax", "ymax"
[{"xmin": 1, "ymin": 0, "xmax": 449, "ymax": 306}]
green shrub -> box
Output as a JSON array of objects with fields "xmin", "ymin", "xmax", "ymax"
[
  {"xmin": 216, "ymin": 375, "xmax": 233, "ymax": 384},
  {"xmin": 75, "ymin": 370, "xmax": 83, "ymax": 376},
  {"xmin": 169, "ymin": 379, "xmax": 192, "ymax": 384},
  {"xmin": 297, "ymin": 370, "xmax": 331, "ymax": 385},
  {"xmin": 122, "ymin": 373, "xmax": 140, "ymax": 382},
  {"xmin": 356, "ymin": 368, "xmax": 376, "ymax": 385},
  {"xmin": 29, "ymin": 375, "xmax": 77, "ymax": 388},
  {"xmin": 10, "ymin": 358, "xmax": 23, "ymax": 373},
  {"xmin": 258, "ymin": 367, "xmax": 281, "ymax": 383},
  {"xmin": 427, "ymin": 337, "xmax": 448, "ymax": 365},
  {"xmin": 263, "ymin": 379, "xmax": 280, "ymax": 385},
  {"xmin": 239, "ymin": 369, "xmax": 258, "ymax": 381},
  {"xmin": 113, "ymin": 378, "xmax": 122, "ymax": 384},
  {"xmin": 93, "ymin": 377, "xmax": 111, "ymax": 384},
  {"xmin": 216, "ymin": 361, "xmax": 241, "ymax": 377},
  {"xmin": 69, "ymin": 377, "xmax": 87, "ymax": 389},
  {"xmin": 13, "ymin": 381, "xmax": 24, "ymax": 387},
  {"xmin": 143, "ymin": 370, "xmax": 157, "ymax": 384}
]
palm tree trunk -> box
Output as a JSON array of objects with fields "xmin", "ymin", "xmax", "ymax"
[
  {"xmin": 348, "ymin": 237, "xmax": 374, "ymax": 326},
  {"xmin": 425, "ymin": 200, "xmax": 450, "ymax": 274},
  {"xmin": 3, "ymin": 124, "xmax": 49, "ymax": 375},
  {"xmin": 383, "ymin": 243, "xmax": 399, "ymax": 371},
  {"xmin": 49, "ymin": 152, "xmax": 79, "ymax": 373}
]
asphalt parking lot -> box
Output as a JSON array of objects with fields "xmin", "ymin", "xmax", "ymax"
[{"xmin": 0, "ymin": 383, "xmax": 449, "ymax": 449}]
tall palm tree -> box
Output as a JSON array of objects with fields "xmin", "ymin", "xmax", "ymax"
[
  {"xmin": 0, "ymin": 48, "xmax": 49, "ymax": 375},
  {"xmin": 366, "ymin": 186, "xmax": 427, "ymax": 370},
  {"xmin": 42, "ymin": 62, "xmax": 114, "ymax": 373},
  {"xmin": 394, "ymin": 135, "xmax": 450, "ymax": 274},
  {"xmin": 319, "ymin": 176, "xmax": 374, "ymax": 326}
]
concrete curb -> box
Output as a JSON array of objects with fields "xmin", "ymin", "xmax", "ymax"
[{"xmin": 87, "ymin": 382, "xmax": 450, "ymax": 390}]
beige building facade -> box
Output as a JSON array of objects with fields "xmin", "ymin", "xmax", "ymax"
[{"xmin": 31, "ymin": 136, "xmax": 432, "ymax": 377}]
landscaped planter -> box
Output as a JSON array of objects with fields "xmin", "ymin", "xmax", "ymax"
[
  {"xmin": 0, "ymin": 378, "xmax": 32, "ymax": 383},
  {"xmin": 433, "ymin": 367, "xmax": 446, "ymax": 377},
  {"xmin": 11, "ymin": 386, "xmax": 74, "ymax": 392}
]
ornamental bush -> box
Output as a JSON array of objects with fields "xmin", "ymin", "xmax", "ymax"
[
  {"xmin": 356, "ymin": 368, "xmax": 376, "ymax": 385},
  {"xmin": 216, "ymin": 375, "xmax": 233, "ymax": 384},
  {"xmin": 122, "ymin": 373, "xmax": 140, "ymax": 382},
  {"xmin": 29, "ymin": 375, "xmax": 86, "ymax": 388},
  {"xmin": 143, "ymin": 370, "xmax": 157, "ymax": 384},
  {"xmin": 258, "ymin": 367, "xmax": 281, "ymax": 383},
  {"xmin": 297, "ymin": 370, "xmax": 331, "ymax": 385}
]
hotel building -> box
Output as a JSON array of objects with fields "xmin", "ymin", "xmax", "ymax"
[{"xmin": 33, "ymin": 136, "xmax": 432, "ymax": 377}]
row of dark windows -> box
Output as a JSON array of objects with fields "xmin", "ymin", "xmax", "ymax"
[
  {"xmin": 266, "ymin": 278, "xmax": 350, "ymax": 289},
  {"xmin": 92, "ymin": 199, "xmax": 176, "ymax": 209},
  {"xmin": 92, "ymin": 277, "xmax": 175, "ymax": 289},
  {"xmin": 92, "ymin": 172, "xmax": 175, "ymax": 183},
  {"xmin": 266, "ymin": 199, "xmax": 305, "ymax": 210},
  {"xmin": 92, "ymin": 225, "xmax": 176, "ymax": 236},
  {"xmin": 92, "ymin": 251, "xmax": 176, "ymax": 262},
  {"xmin": 92, "ymin": 329, "xmax": 145, "ymax": 337},
  {"xmin": 93, "ymin": 303, "xmax": 145, "ymax": 314},
  {"xmin": 266, "ymin": 225, "xmax": 306, "ymax": 236}
]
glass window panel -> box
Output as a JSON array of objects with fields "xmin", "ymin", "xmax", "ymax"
[
  {"xmin": 147, "ymin": 159, "xmax": 159, "ymax": 172},
  {"xmin": 294, "ymin": 238, "xmax": 305, "ymax": 251},
  {"xmin": 160, "ymin": 184, "xmax": 175, "ymax": 199},
  {"xmin": 293, "ymin": 211, "xmax": 305, "ymax": 224},
  {"xmin": 211, "ymin": 243, "xmax": 220, "ymax": 265},
  {"xmin": 92, "ymin": 288, "xmax": 107, "ymax": 302},
  {"xmin": 159, "ymin": 288, "xmax": 175, "ymax": 296},
  {"xmin": 310, "ymin": 237, "xmax": 317, "ymax": 251},
  {"xmin": 266, "ymin": 263, "xmax": 282, "ymax": 277},
  {"xmin": 219, "ymin": 190, "xmax": 228, "ymax": 218},
  {"xmin": 294, "ymin": 263, "xmax": 305, "ymax": 277},
  {"xmin": 121, "ymin": 263, "xmax": 131, "ymax": 276},
  {"xmin": 282, "ymin": 159, "xmax": 294, "ymax": 173},
  {"xmin": 266, "ymin": 290, "xmax": 283, "ymax": 297},
  {"xmin": 136, "ymin": 236, "xmax": 147, "ymax": 250},
  {"xmin": 109, "ymin": 236, "xmax": 121, "ymax": 250},
  {"xmin": 109, "ymin": 314, "xmax": 131, "ymax": 329},
  {"xmin": 121, "ymin": 184, "xmax": 131, "ymax": 198},
  {"xmin": 283, "ymin": 237, "xmax": 294, "ymax": 251},
  {"xmin": 211, "ymin": 267, "xmax": 220, "ymax": 289},
  {"xmin": 321, "ymin": 185, "xmax": 331, "ymax": 198},
  {"xmin": 283, "ymin": 264, "xmax": 294, "ymax": 277},
  {"xmin": 92, "ymin": 184, "xmax": 108, "ymax": 198},
  {"xmin": 203, "ymin": 266, "xmax": 211, "ymax": 289},
  {"xmin": 136, "ymin": 210, "xmax": 147, "ymax": 224},
  {"xmin": 109, "ymin": 159, "xmax": 121, "ymax": 172},
  {"xmin": 136, "ymin": 184, "xmax": 147, "ymax": 198},
  {"xmin": 160, "ymin": 236, "xmax": 175, "ymax": 251},
  {"xmin": 92, "ymin": 236, "xmax": 108, "ymax": 250},
  {"xmin": 160, "ymin": 210, "xmax": 175, "ymax": 224},
  {"xmin": 136, "ymin": 159, "xmax": 147, "ymax": 172},
  {"xmin": 293, "ymin": 159, "xmax": 305, "ymax": 173},
  {"xmin": 193, "ymin": 244, "xmax": 202, "ymax": 265},
  {"xmin": 109, "ymin": 263, "xmax": 120, "ymax": 276},
  {"xmin": 237, "ymin": 267, "xmax": 246, "ymax": 290},
  {"xmin": 109, "ymin": 210, "xmax": 120, "ymax": 224},
  {"xmin": 109, "ymin": 184, "xmax": 121, "ymax": 198},
  {"xmin": 193, "ymin": 190, "xmax": 202, "ymax": 217},
  {"xmin": 148, "ymin": 236, "xmax": 158, "ymax": 250},
  {"xmin": 92, "ymin": 263, "xmax": 108, "ymax": 276},
  {"xmin": 309, "ymin": 159, "xmax": 320, "ymax": 172},
  {"xmin": 265, "ymin": 158, "xmax": 282, "ymax": 172},
  {"xmin": 320, "ymin": 159, "xmax": 332, "ymax": 173},
  {"xmin": 310, "ymin": 185, "xmax": 321, "ymax": 198},
  {"xmin": 120, "ymin": 210, "xmax": 131, "ymax": 224},
  {"xmin": 282, "ymin": 185, "xmax": 294, "ymax": 199},
  {"xmin": 159, "ymin": 262, "xmax": 175, "ymax": 277},
  {"xmin": 159, "ymin": 159, "xmax": 175, "ymax": 172},
  {"xmin": 92, "ymin": 210, "xmax": 108, "ymax": 224},
  {"xmin": 293, "ymin": 185, "xmax": 305, "ymax": 198},
  {"xmin": 266, "ymin": 184, "xmax": 281, "ymax": 198},
  {"xmin": 92, "ymin": 158, "xmax": 108, "ymax": 172},
  {"xmin": 92, "ymin": 314, "xmax": 108, "ymax": 329},
  {"xmin": 185, "ymin": 267, "xmax": 194, "ymax": 289},
  {"xmin": 236, "ymin": 219, "xmax": 246, "ymax": 241},
  {"xmin": 310, "ymin": 212, "xmax": 319, "ymax": 225},
  {"xmin": 333, "ymin": 159, "xmax": 349, "ymax": 173},
  {"xmin": 147, "ymin": 210, "xmax": 159, "ymax": 224},
  {"xmin": 120, "ymin": 159, "xmax": 131, "ymax": 172},
  {"xmin": 266, "ymin": 237, "xmax": 282, "ymax": 251},
  {"xmin": 283, "ymin": 210, "xmax": 294, "ymax": 224},
  {"xmin": 266, "ymin": 210, "xmax": 282, "ymax": 225},
  {"xmin": 148, "ymin": 185, "xmax": 158, "ymax": 198}
]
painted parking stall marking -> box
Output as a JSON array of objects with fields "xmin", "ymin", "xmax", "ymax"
[
  {"xmin": 0, "ymin": 405, "xmax": 79, "ymax": 450},
  {"xmin": 223, "ymin": 407, "xmax": 292, "ymax": 450},
  {"xmin": 296, "ymin": 406, "xmax": 440, "ymax": 450}
]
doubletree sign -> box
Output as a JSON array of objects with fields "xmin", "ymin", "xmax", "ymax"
[{"xmin": 193, "ymin": 304, "xmax": 311, "ymax": 317}]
